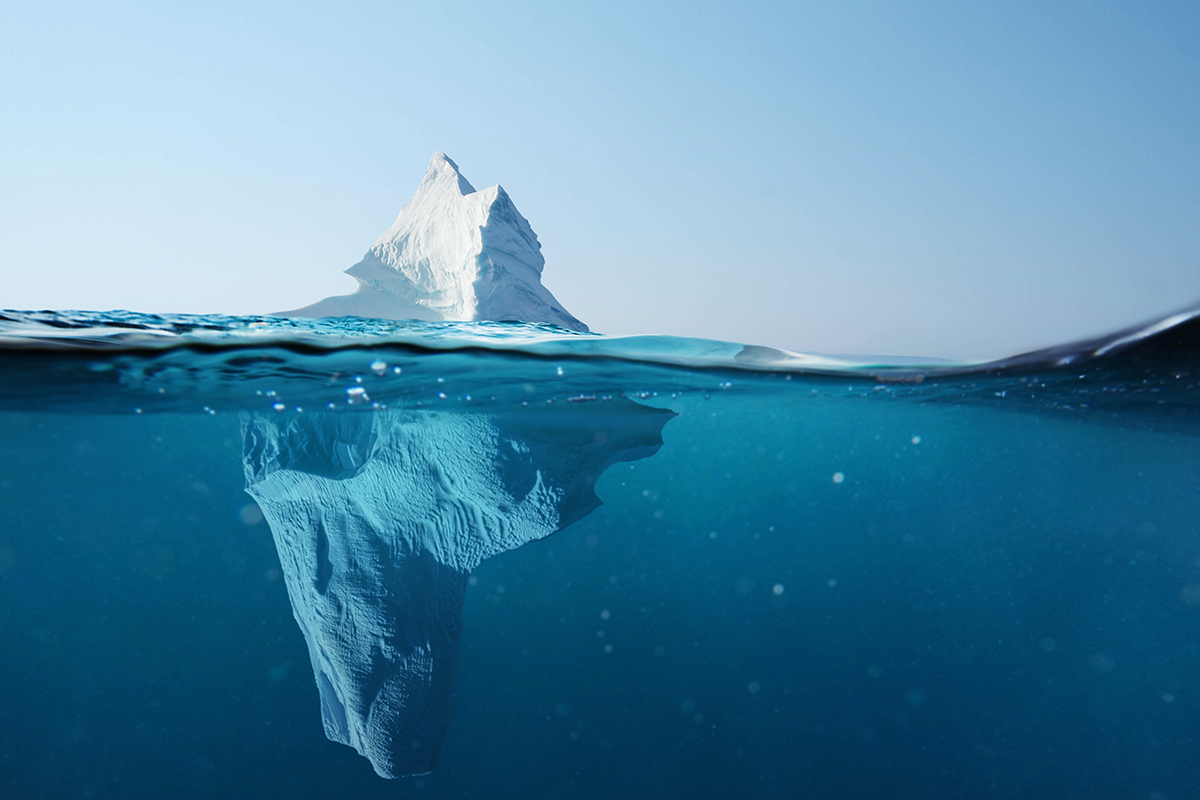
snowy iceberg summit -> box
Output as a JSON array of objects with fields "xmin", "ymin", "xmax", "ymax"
[
  {"xmin": 284, "ymin": 152, "xmax": 587, "ymax": 331},
  {"xmin": 241, "ymin": 400, "xmax": 672, "ymax": 777}
]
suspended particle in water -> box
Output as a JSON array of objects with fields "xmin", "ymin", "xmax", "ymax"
[
  {"xmin": 911, "ymin": 435, "xmax": 921, "ymax": 445},
  {"xmin": 772, "ymin": 584, "xmax": 784, "ymax": 595},
  {"xmin": 832, "ymin": 472, "xmax": 845, "ymax": 484}
]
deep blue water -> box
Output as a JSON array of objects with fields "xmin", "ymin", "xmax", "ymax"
[{"xmin": 0, "ymin": 310, "xmax": 1198, "ymax": 798}]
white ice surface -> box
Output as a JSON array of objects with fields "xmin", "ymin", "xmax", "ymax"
[{"xmin": 284, "ymin": 153, "xmax": 587, "ymax": 331}]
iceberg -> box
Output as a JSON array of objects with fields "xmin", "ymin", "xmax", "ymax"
[
  {"xmin": 241, "ymin": 399, "xmax": 673, "ymax": 777},
  {"xmin": 284, "ymin": 153, "xmax": 587, "ymax": 331}
]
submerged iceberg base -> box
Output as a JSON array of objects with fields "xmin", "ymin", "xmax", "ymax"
[{"xmin": 241, "ymin": 401, "xmax": 672, "ymax": 776}]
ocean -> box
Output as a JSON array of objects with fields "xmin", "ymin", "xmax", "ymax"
[{"xmin": 0, "ymin": 309, "xmax": 1197, "ymax": 799}]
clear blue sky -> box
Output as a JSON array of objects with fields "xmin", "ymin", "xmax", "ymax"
[{"xmin": 2, "ymin": 0, "xmax": 1198, "ymax": 359}]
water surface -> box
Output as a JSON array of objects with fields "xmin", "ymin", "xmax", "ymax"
[{"xmin": 1, "ymin": 309, "xmax": 1197, "ymax": 798}]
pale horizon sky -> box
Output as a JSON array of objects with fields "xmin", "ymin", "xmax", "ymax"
[{"xmin": 2, "ymin": 0, "xmax": 1198, "ymax": 360}]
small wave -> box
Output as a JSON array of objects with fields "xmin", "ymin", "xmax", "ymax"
[
  {"xmin": 0, "ymin": 306, "xmax": 1196, "ymax": 425},
  {"xmin": 3, "ymin": 304, "xmax": 1197, "ymax": 377}
]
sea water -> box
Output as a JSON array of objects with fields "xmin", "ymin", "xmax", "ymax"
[{"xmin": 0, "ymin": 310, "xmax": 1197, "ymax": 798}]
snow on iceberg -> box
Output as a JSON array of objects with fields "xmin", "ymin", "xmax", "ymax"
[
  {"xmin": 284, "ymin": 152, "xmax": 587, "ymax": 331},
  {"xmin": 241, "ymin": 400, "xmax": 673, "ymax": 777}
]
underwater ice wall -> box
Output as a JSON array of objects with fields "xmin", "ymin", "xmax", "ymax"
[{"xmin": 241, "ymin": 400, "xmax": 674, "ymax": 777}]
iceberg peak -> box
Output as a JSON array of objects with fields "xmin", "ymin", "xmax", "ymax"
[
  {"xmin": 419, "ymin": 151, "xmax": 477, "ymax": 197},
  {"xmin": 283, "ymin": 153, "xmax": 587, "ymax": 331}
]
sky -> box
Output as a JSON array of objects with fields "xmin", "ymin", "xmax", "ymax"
[{"xmin": 2, "ymin": 0, "xmax": 1198, "ymax": 360}]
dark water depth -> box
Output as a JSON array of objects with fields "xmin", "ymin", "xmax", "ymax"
[{"xmin": 0, "ymin": 309, "xmax": 1198, "ymax": 799}]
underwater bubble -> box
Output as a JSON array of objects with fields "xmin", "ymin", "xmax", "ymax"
[{"xmin": 238, "ymin": 504, "xmax": 264, "ymax": 525}]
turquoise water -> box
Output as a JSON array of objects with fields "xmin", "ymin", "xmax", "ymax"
[{"xmin": 1, "ymin": 309, "xmax": 1198, "ymax": 798}]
